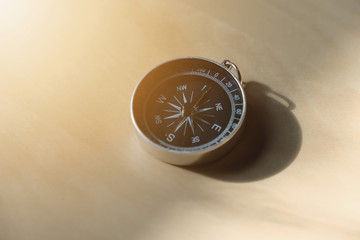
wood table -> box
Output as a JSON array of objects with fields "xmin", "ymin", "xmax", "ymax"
[{"xmin": 1, "ymin": 0, "xmax": 359, "ymax": 239}]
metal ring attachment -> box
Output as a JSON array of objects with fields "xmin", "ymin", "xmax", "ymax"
[{"xmin": 222, "ymin": 60, "xmax": 244, "ymax": 87}]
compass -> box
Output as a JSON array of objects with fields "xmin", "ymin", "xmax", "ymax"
[{"xmin": 131, "ymin": 57, "xmax": 246, "ymax": 166}]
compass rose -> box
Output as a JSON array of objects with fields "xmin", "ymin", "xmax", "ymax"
[{"xmin": 163, "ymin": 85, "xmax": 215, "ymax": 136}]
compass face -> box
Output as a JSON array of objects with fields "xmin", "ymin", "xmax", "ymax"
[{"xmin": 131, "ymin": 57, "xmax": 246, "ymax": 154}]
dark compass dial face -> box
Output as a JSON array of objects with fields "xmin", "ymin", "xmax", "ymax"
[
  {"xmin": 145, "ymin": 73, "xmax": 232, "ymax": 150},
  {"xmin": 132, "ymin": 58, "xmax": 245, "ymax": 153}
]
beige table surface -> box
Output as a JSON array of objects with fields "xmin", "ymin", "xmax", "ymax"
[{"xmin": 1, "ymin": 0, "xmax": 360, "ymax": 239}]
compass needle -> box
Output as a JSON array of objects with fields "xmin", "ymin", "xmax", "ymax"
[
  {"xmin": 167, "ymin": 121, "xmax": 176, "ymax": 127},
  {"xmin": 200, "ymin": 114, "xmax": 215, "ymax": 118},
  {"xmin": 174, "ymin": 96, "xmax": 183, "ymax": 106},
  {"xmin": 197, "ymin": 117, "xmax": 210, "ymax": 125},
  {"xmin": 164, "ymin": 113, "xmax": 181, "ymax": 119},
  {"xmin": 195, "ymin": 107, "xmax": 214, "ymax": 113},
  {"xmin": 196, "ymin": 122, "xmax": 204, "ymax": 132},
  {"xmin": 167, "ymin": 102, "xmax": 181, "ymax": 110},
  {"xmin": 199, "ymin": 99, "xmax": 211, "ymax": 107},
  {"xmin": 193, "ymin": 86, "xmax": 212, "ymax": 109},
  {"xmin": 188, "ymin": 117, "xmax": 195, "ymax": 135},
  {"xmin": 174, "ymin": 117, "xmax": 187, "ymax": 133},
  {"xmin": 163, "ymin": 109, "xmax": 179, "ymax": 113},
  {"xmin": 182, "ymin": 92, "xmax": 187, "ymax": 103},
  {"xmin": 183, "ymin": 118, "xmax": 188, "ymax": 136}
]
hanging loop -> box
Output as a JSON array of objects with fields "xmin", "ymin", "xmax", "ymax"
[{"xmin": 222, "ymin": 60, "xmax": 244, "ymax": 87}]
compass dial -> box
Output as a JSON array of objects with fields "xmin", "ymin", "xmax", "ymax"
[
  {"xmin": 146, "ymin": 72, "xmax": 234, "ymax": 150},
  {"xmin": 131, "ymin": 57, "xmax": 246, "ymax": 165}
]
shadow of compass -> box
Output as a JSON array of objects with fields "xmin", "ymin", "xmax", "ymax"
[{"xmin": 187, "ymin": 81, "xmax": 302, "ymax": 182}]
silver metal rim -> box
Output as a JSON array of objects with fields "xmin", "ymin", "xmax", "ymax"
[{"xmin": 130, "ymin": 56, "xmax": 246, "ymax": 160}]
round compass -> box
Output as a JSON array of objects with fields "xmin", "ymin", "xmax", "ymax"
[{"xmin": 131, "ymin": 57, "xmax": 246, "ymax": 166}]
